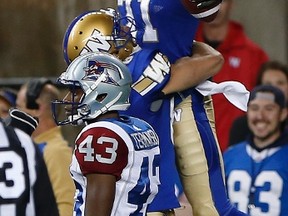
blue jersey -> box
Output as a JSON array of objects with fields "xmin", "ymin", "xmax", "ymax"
[
  {"xmin": 118, "ymin": 1, "xmax": 249, "ymax": 215},
  {"xmin": 118, "ymin": 0, "xmax": 200, "ymax": 106},
  {"xmin": 118, "ymin": 0, "xmax": 199, "ymax": 63},
  {"xmin": 122, "ymin": 48, "xmax": 181, "ymax": 211},
  {"xmin": 224, "ymin": 140, "xmax": 288, "ymax": 216}
]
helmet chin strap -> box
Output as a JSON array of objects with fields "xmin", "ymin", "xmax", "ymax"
[{"xmin": 68, "ymin": 114, "xmax": 84, "ymax": 126}]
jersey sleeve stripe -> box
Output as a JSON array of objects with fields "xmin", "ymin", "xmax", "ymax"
[{"xmin": 14, "ymin": 129, "xmax": 37, "ymax": 215}]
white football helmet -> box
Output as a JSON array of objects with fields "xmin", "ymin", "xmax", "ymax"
[{"xmin": 52, "ymin": 52, "xmax": 132, "ymax": 125}]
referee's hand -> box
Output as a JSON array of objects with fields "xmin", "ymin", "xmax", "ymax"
[{"xmin": 4, "ymin": 108, "xmax": 39, "ymax": 136}]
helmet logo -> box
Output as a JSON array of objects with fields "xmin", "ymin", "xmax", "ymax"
[
  {"xmin": 79, "ymin": 29, "xmax": 112, "ymax": 57},
  {"xmin": 83, "ymin": 59, "xmax": 119, "ymax": 85}
]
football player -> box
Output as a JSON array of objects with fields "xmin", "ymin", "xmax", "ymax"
[
  {"xmin": 52, "ymin": 52, "xmax": 161, "ymax": 215},
  {"xmin": 118, "ymin": 0, "xmax": 248, "ymax": 216},
  {"xmin": 62, "ymin": 9, "xmax": 224, "ymax": 215}
]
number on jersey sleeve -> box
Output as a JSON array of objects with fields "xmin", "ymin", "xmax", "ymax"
[
  {"xmin": 74, "ymin": 126, "xmax": 129, "ymax": 179},
  {"xmin": 128, "ymin": 154, "xmax": 160, "ymax": 214}
]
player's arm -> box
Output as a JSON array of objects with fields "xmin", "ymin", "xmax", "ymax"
[
  {"xmin": 161, "ymin": 41, "xmax": 224, "ymax": 95},
  {"xmin": 76, "ymin": 124, "xmax": 128, "ymax": 216},
  {"xmin": 85, "ymin": 173, "xmax": 116, "ymax": 216}
]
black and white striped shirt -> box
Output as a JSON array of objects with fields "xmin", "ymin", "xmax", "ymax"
[{"xmin": 0, "ymin": 121, "xmax": 59, "ymax": 216}]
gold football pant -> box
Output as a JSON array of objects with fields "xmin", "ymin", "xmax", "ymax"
[{"xmin": 173, "ymin": 95, "xmax": 224, "ymax": 216}]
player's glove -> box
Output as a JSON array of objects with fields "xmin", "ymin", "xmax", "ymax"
[
  {"xmin": 153, "ymin": 91, "xmax": 175, "ymax": 101},
  {"xmin": 150, "ymin": 91, "xmax": 174, "ymax": 112},
  {"xmin": 190, "ymin": 0, "xmax": 222, "ymax": 9},
  {"xmin": 4, "ymin": 108, "xmax": 39, "ymax": 136}
]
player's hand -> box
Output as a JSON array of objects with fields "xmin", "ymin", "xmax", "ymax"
[
  {"xmin": 150, "ymin": 91, "xmax": 174, "ymax": 112},
  {"xmin": 4, "ymin": 108, "xmax": 39, "ymax": 136},
  {"xmin": 154, "ymin": 91, "xmax": 167, "ymax": 100},
  {"xmin": 190, "ymin": 0, "xmax": 222, "ymax": 9},
  {"xmin": 153, "ymin": 91, "xmax": 175, "ymax": 100}
]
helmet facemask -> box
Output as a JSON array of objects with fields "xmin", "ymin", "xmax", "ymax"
[{"xmin": 52, "ymin": 79, "xmax": 89, "ymax": 126}]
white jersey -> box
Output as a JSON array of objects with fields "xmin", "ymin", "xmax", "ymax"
[{"xmin": 70, "ymin": 115, "xmax": 160, "ymax": 215}]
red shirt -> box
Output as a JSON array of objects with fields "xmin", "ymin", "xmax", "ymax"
[{"xmin": 195, "ymin": 21, "xmax": 269, "ymax": 151}]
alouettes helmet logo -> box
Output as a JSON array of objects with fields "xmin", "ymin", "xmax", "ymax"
[{"xmin": 82, "ymin": 59, "xmax": 119, "ymax": 86}]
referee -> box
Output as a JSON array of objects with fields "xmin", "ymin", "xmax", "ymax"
[{"xmin": 0, "ymin": 109, "xmax": 59, "ymax": 216}]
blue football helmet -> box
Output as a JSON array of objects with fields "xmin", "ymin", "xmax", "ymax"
[
  {"xmin": 52, "ymin": 52, "xmax": 132, "ymax": 125},
  {"xmin": 63, "ymin": 8, "xmax": 135, "ymax": 64}
]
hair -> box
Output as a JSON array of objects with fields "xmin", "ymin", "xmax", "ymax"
[
  {"xmin": 23, "ymin": 80, "xmax": 60, "ymax": 118},
  {"xmin": 39, "ymin": 84, "xmax": 60, "ymax": 104},
  {"xmin": 38, "ymin": 83, "xmax": 61, "ymax": 117},
  {"xmin": 248, "ymin": 85, "xmax": 286, "ymax": 109},
  {"xmin": 256, "ymin": 60, "xmax": 288, "ymax": 86}
]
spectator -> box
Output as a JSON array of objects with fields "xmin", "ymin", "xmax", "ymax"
[
  {"xmin": 195, "ymin": 0, "xmax": 269, "ymax": 151},
  {"xmin": 256, "ymin": 60, "xmax": 288, "ymax": 100},
  {"xmin": 52, "ymin": 52, "xmax": 161, "ymax": 215},
  {"xmin": 0, "ymin": 88, "xmax": 17, "ymax": 118},
  {"xmin": 223, "ymin": 85, "xmax": 288, "ymax": 215},
  {"xmin": 16, "ymin": 78, "xmax": 74, "ymax": 216},
  {"xmin": 229, "ymin": 60, "xmax": 288, "ymax": 146},
  {"xmin": 0, "ymin": 109, "xmax": 59, "ymax": 216}
]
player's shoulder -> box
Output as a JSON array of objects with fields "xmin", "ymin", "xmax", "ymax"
[
  {"xmin": 79, "ymin": 120, "xmax": 121, "ymax": 133},
  {"xmin": 78, "ymin": 116, "xmax": 155, "ymax": 134},
  {"xmin": 123, "ymin": 115, "xmax": 155, "ymax": 132},
  {"xmin": 126, "ymin": 115, "xmax": 148, "ymax": 124},
  {"xmin": 76, "ymin": 119, "xmax": 129, "ymax": 143},
  {"xmin": 126, "ymin": 46, "xmax": 169, "ymax": 66},
  {"xmin": 76, "ymin": 117, "xmax": 158, "ymax": 150},
  {"xmin": 122, "ymin": 116, "xmax": 160, "ymax": 150},
  {"xmin": 131, "ymin": 49, "xmax": 171, "ymax": 82}
]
